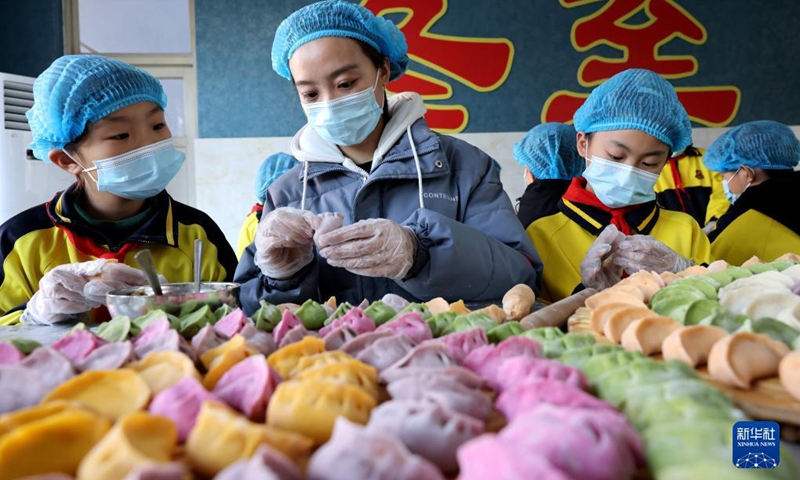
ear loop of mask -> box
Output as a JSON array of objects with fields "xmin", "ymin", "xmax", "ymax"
[
  {"xmin": 63, "ymin": 148, "xmax": 100, "ymax": 186},
  {"xmin": 730, "ymin": 166, "xmax": 753, "ymax": 195}
]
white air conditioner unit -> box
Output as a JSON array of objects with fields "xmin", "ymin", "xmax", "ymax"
[{"xmin": 1, "ymin": 72, "xmax": 74, "ymax": 225}]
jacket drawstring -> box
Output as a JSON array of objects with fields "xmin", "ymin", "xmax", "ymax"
[
  {"xmin": 300, "ymin": 160, "xmax": 310, "ymax": 210},
  {"xmin": 300, "ymin": 126, "xmax": 424, "ymax": 211},
  {"xmin": 407, "ymin": 125, "xmax": 425, "ymax": 209}
]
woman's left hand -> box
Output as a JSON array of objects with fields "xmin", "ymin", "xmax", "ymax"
[{"xmin": 317, "ymin": 219, "xmax": 417, "ymax": 279}]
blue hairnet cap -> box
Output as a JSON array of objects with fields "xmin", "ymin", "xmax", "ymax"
[
  {"xmin": 272, "ymin": 0, "xmax": 409, "ymax": 81},
  {"xmin": 704, "ymin": 120, "xmax": 800, "ymax": 173},
  {"xmin": 27, "ymin": 55, "xmax": 167, "ymax": 161},
  {"xmin": 256, "ymin": 153, "xmax": 299, "ymax": 202},
  {"xmin": 513, "ymin": 123, "xmax": 583, "ymax": 180},
  {"xmin": 573, "ymin": 69, "xmax": 692, "ymax": 154}
]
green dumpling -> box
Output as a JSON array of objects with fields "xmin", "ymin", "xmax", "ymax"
[
  {"xmin": 178, "ymin": 305, "xmax": 215, "ymax": 337},
  {"xmin": 214, "ymin": 304, "xmax": 236, "ymax": 322},
  {"xmin": 769, "ymin": 260, "xmax": 796, "ymax": 271},
  {"xmin": 705, "ymin": 271, "xmax": 734, "ymax": 287},
  {"xmin": 487, "ymin": 322, "xmax": 524, "ymax": 343},
  {"xmin": 752, "ymin": 317, "xmax": 800, "ymax": 346},
  {"xmin": 131, "ymin": 309, "xmax": 179, "ymax": 335},
  {"xmin": 252, "ymin": 301, "xmax": 281, "ymax": 332},
  {"xmin": 629, "ymin": 395, "xmax": 744, "ymax": 431},
  {"xmin": 519, "ymin": 327, "xmax": 565, "ymax": 343},
  {"xmin": 179, "ymin": 300, "xmax": 204, "ymax": 318},
  {"xmin": 8, "ymin": 338, "xmax": 41, "ymax": 355},
  {"xmin": 399, "ymin": 303, "xmax": 432, "ymax": 321},
  {"xmin": 594, "ymin": 358, "xmax": 697, "ymax": 407},
  {"xmin": 324, "ymin": 302, "xmax": 353, "ymax": 326},
  {"xmin": 706, "ymin": 310, "xmax": 749, "ymax": 333},
  {"xmin": 427, "ymin": 312, "xmax": 456, "ymax": 337},
  {"xmin": 295, "ymin": 299, "xmax": 328, "ymax": 330},
  {"xmin": 725, "ymin": 266, "xmax": 754, "ymax": 279},
  {"xmin": 363, "ymin": 301, "xmax": 395, "ymax": 326},
  {"xmin": 643, "ymin": 418, "xmax": 735, "ymax": 474},
  {"xmin": 684, "ymin": 300, "xmax": 722, "ymax": 326},
  {"xmin": 748, "ymin": 263, "xmax": 780, "ymax": 274},
  {"xmin": 95, "ymin": 315, "xmax": 131, "ymax": 342},
  {"xmin": 557, "ymin": 343, "xmax": 620, "ymax": 369},
  {"xmin": 670, "ymin": 278, "xmax": 719, "ymax": 300},
  {"xmin": 582, "ymin": 350, "xmax": 645, "ymax": 383},
  {"xmin": 542, "ymin": 333, "xmax": 596, "ymax": 359}
]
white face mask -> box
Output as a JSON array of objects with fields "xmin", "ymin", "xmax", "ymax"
[
  {"xmin": 583, "ymin": 155, "xmax": 660, "ymax": 208},
  {"xmin": 301, "ymin": 72, "xmax": 384, "ymax": 146}
]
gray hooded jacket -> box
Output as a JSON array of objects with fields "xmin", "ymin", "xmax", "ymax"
[{"xmin": 235, "ymin": 93, "xmax": 542, "ymax": 314}]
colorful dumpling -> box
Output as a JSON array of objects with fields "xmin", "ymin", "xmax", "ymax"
[
  {"xmin": 356, "ymin": 335, "xmax": 416, "ymax": 371},
  {"xmin": 386, "ymin": 375, "xmax": 492, "ymax": 420},
  {"xmin": 149, "ymin": 376, "xmax": 220, "ymax": 442}
]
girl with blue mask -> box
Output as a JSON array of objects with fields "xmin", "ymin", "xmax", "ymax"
[
  {"xmin": 234, "ymin": 0, "xmax": 542, "ymax": 313},
  {"xmin": 526, "ymin": 69, "xmax": 712, "ymax": 303},
  {"xmin": 703, "ymin": 120, "xmax": 800, "ymax": 266},
  {"xmin": 0, "ymin": 55, "xmax": 237, "ymax": 326}
]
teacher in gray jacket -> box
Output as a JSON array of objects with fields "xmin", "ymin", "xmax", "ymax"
[{"xmin": 235, "ymin": 0, "xmax": 542, "ymax": 314}]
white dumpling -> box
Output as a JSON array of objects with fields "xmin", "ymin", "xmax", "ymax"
[
  {"xmin": 366, "ymin": 400, "xmax": 484, "ymax": 472},
  {"xmin": 357, "ymin": 335, "xmax": 415, "ymax": 371},
  {"xmin": 307, "ymin": 418, "xmax": 444, "ymax": 480}
]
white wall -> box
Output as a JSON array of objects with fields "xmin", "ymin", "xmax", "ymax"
[{"xmin": 196, "ymin": 127, "xmax": 800, "ymax": 249}]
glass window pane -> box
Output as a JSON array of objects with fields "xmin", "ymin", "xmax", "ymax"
[
  {"xmin": 78, "ymin": 0, "xmax": 191, "ymax": 54},
  {"xmin": 160, "ymin": 78, "xmax": 186, "ymax": 137}
]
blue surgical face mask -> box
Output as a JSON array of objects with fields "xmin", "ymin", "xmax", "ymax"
[
  {"xmin": 302, "ymin": 72, "xmax": 384, "ymax": 146},
  {"xmin": 722, "ymin": 167, "xmax": 750, "ymax": 204},
  {"xmin": 69, "ymin": 138, "xmax": 185, "ymax": 200},
  {"xmin": 583, "ymin": 155, "xmax": 660, "ymax": 208}
]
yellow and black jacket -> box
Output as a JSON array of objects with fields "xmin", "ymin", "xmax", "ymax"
[
  {"xmin": 654, "ymin": 148, "xmax": 729, "ymax": 226},
  {"xmin": 236, "ymin": 203, "xmax": 263, "ymax": 259},
  {"xmin": 516, "ymin": 180, "xmax": 572, "ymax": 229},
  {"xmin": 527, "ymin": 180, "xmax": 712, "ymax": 303},
  {"xmin": 0, "ymin": 185, "xmax": 237, "ymax": 325},
  {"xmin": 709, "ymin": 171, "xmax": 800, "ymax": 265}
]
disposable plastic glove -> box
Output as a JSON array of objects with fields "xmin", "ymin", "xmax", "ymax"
[
  {"xmin": 580, "ymin": 225, "xmax": 626, "ymax": 291},
  {"xmin": 255, "ymin": 207, "xmax": 321, "ymax": 279},
  {"xmin": 317, "ymin": 219, "xmax": 417, "ymax": 279},
  {"xmin": 22, "ymin": 259, "xmax": 107, "ymax": 325},
  {"xmin": 83, "ymin": 262, "xmax": 158, "ymax": 304},
  {"xmin": 613, "ymin": 235, "xmax": 693, "ymax": 274}
]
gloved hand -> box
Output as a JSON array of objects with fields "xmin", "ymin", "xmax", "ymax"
[
  {"xmin": 255, "ymin": 207, "xmax": 321, "ymax": 279},
  {"xmin": 317, "ymin": 218, "xmax": 417, "ymax": 279},
  {"xmin": 613, "ymin": 235, "xmax": 693, "ymax": 275},
  {"xmin": 22, "ymin": 259, "xmax": 151, "ymax": 325},
  {"xmin": 702, "ymin": 220, "xmax": 717, "ymax": 236},
  {"xmin": 83, "ymin": 262, "xmax": 156, "ymax": 304},
  {"xmin": 580, "ymin": 225, "xmax": 625, "ymax": 291}
]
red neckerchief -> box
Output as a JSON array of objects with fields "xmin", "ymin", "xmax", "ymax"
[
  {"xmin": 250, "ymin": 203, "xmax": 264, "ymax": 215},
  {"xmin": 562, "ymin": 178, "xmax": 641, "ymax": 235},
  {"xmin": 668, "ymin": 156, "xmax": 688, "ymax": 213}
]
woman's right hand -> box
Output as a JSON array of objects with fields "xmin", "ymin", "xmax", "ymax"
[
  {"xmin": 254, "ymin": 207, "xmax": 321, "ymax": 279},
  {"xmin": 22, "ymin": 259, "xmax": 107, "ymax": 325},
  {"xmin": 580, "ymin": 225, "xmax": 626, "ymax": 291}
]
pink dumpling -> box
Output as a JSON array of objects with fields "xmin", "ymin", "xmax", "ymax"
[
  {"xmin": 493, "ymin": 356, "xmax": 588, "ymax": 393},
  {"xmin": 214, "ymin": 309, "xmax": 248, "ymax": 339},
  {"xmin": 279, "ymin": 324, "xmax": 308, "ymax": 348},
  {"xmin": 214, "ymin": 444, "xmax": 301, "ymax": 480},
  {"xmin": 323, "ymin": 324, "xmax": 357, "ymax": 351},
  {"xmin": 51, "ymin": 329, "xmax": 106, "ymax": 364},
  {"xmin": 19, "ymin": 347, "xmax": 75, "ymax": 391},
  {"xmin": 462, "ymin": 336, "xmax": 542, "ymax": 383},
  {"xmin": 379, "ymin": 366, "xmax": 486, "ymax": 390},
  {"xmin": 149, "ymin": 376, "xmax": 221, "ymax": 442},
  {"xmin": 240, "ymin": 324, "xmax": 276, "ymax": 356},
  {"xmin": 191, "ymin": 323, "xmax": 224, "ymax": 357},
  {"xmin": 457, "ymin": 434, "xmax": 570, "ymax": 480},
  {"xmin": 495, "ymin": 380, "xmax": 614, "ymax": 421},
  {"xmin": 134, "ymin": 328, "xmax": 193, "ymax": 362},
  {"xmin": 213, "ymin": 354, "xmax": 279, "ymax": 422},
  {"xmin": 0, "ymin": 341, "xmax": 23, "ymax": 366},
  {"xmin": 273, "ymin": 310, "xmax": 302, "ymax": 346},
  {"xmin": 375, "ymin": 312, "xmax": 431, "ymax": 344},
  {"xmin": 77, "ymin": 341, "xmax": 134, "ymax": 371},
  {"xmin": 497, "ymin": 407, "xmax": 643, "ymax": 480},
  {"xmin": 386, "ymin": 375, "xmax": 493, "ymax": 420},
  {"xmin": 431, "ymin": 328, "xmax": 488, "ymax": 364},
  {"xmin": 339, "ymin": 330, "xmax": 393, "ymax": 356},
  {"xmin": 320, "ymin": 308, "xmax": 376, "ymax": 337}
]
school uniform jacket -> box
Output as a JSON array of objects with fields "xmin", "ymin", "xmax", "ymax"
[
  {"xmin": 655, "ymin": 150, "xmax": 729, "ymax": 225},
  {"xmin": 0, "ymin": 185, "xmax": 237, "ymax": 325}
]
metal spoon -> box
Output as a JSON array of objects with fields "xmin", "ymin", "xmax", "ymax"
[
  {"xmin": 194, "ymin": 239, "xmax": 204, "ymax": 293},
  {"xmin": 134, "ymin": 249, "xmax": 163, "ymax": 296}
]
